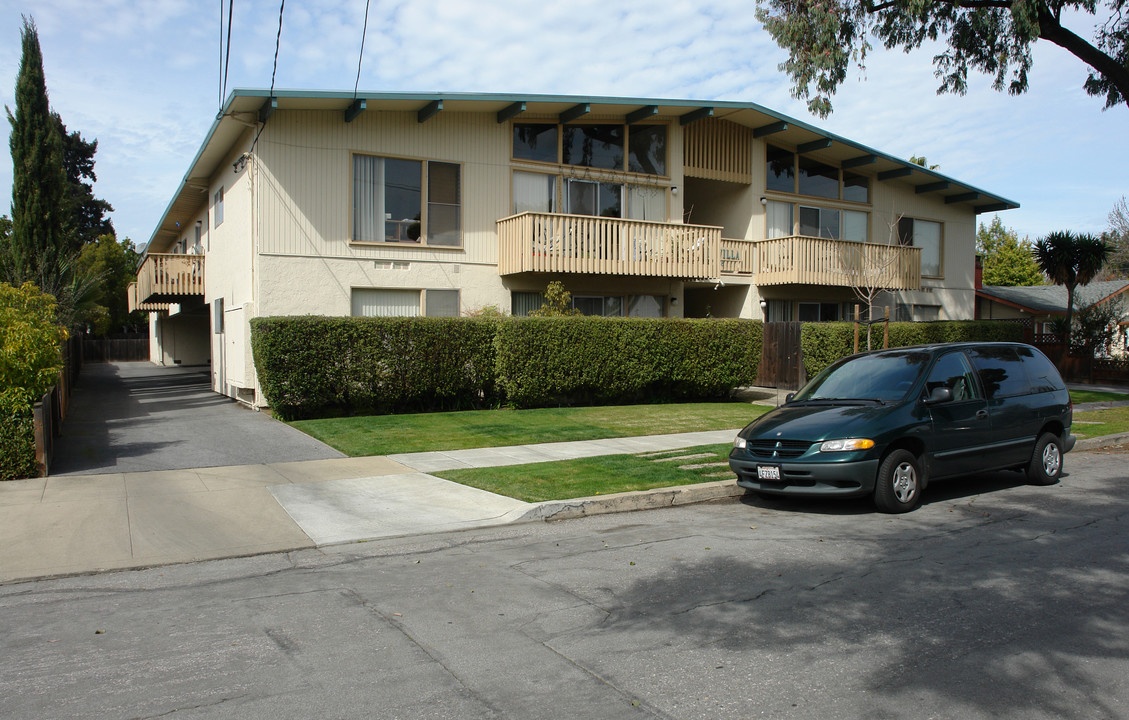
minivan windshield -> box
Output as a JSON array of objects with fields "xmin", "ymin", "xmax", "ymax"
[{"xmin": 793, "ymin": 351, "xmax": 931, "ymax": 404}]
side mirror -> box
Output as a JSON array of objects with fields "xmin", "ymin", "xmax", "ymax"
[
  {"xmin": 785, "ymin": 392, "xmax": 795, "ymax": 403},
  {"xmin": 925, "ymin": 386, "xmax": 953, "ymax": 404}
]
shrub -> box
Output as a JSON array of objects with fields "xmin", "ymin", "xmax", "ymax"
[
  {"xmin": 802, "ymin": 320, "xmax": 1026, "ymax": 377},
  {"xmin": 0, "ymin": 282, "xmax": 67, "ymax": 404},
  {"xmin": 495, "ymin": 317, "xmax": 761, "ymax": 407},
  {"xmin": 251, "ymin": 316, "xmax": 499, "ymax": 420},
  {"xmin": 0, "ymin": 394, "xmax": 35, "ymax": 481}
]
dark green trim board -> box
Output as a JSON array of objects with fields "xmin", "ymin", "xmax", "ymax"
[
  {"xmin": 915, "ymin": 181, "xmax": 951, "ymax": 194},
  {"xmin": 797, "ymin": 138, "xmax": 832, "ymax": 154},
  {"xmin": 626, "ymin": 105, "xmax": 658, "ymax": 124},
  {"xmin": 842, "ymin": 154, "xmax": 877, "ymax": 168},
  {"xmin": 753, "ymin": 120, "xmax": 788, "ymax": 137},
  {"xmin": 945, "ymin": 192, "xmax": 980, "ymax": 204},
  {"xmin": 559, "ymin": 103, "xmax": 590, "ymax": 124},
  {"xmin": 497, "ymin": 101, "xmax": 525, "ymax": 123},
  {"xmin": 878, "ymin": 167, "xmax": 914, "ymax": 181},
  {"xmin": 417, "ymin": 99, "xmax": 443, "ymax": 123},
  {"xmin": 344, "ymin": 98, "xmax": 366, "ymax": 123},
  {"xmin": 679, "ymin": 107, "xmax": 713, "ymax": 125}
]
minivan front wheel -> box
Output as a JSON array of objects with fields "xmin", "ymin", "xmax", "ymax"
[
  {"xmin": 874, "ymin": 449, "xmax": 923, "ymax": 513},
  {"xmin": 1027, "ymin": 432, "xmax": 1063, "ymax": 485}
]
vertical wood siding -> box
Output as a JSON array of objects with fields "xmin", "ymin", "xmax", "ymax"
[{"xmin": 683, "ymin": 118, "xmax": 752, "ymax": 184}]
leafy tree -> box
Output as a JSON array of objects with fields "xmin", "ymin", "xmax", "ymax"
[
  {"xmin": 1102, "ymin": 195, "xmax": 1129, "ymax": 279},
  {"xmin": 909, "ymin": 155, "xmax": 938, "ymax": 170},
  {"xmin": 4, "ymin": 16, "xmax": 69, "ymax": 285},
  {"xmin": 757, "ymin": 0, "xmax": 1129, "ymax": 118},
  {"xmin": 76, "ymin": 234, "xmax": 143, "ymax": 334},
  {"xmin": 977, "ymin": 217, "xmax": 1043, "ymax": 286},
  {"xmin": 528, "ymin": 281, "xmax": 583, "ymax": 317},
  {"xmin": 55, "ymin": 113, "xmax": 113, "ymax": 252},
  {"xmin": 1032, "ymin": 230, "xmax": 1110, "ymax": 359},
  {"xmin": 1072, "ymin": 296, "xmax": 1124, "ymax": 381}
]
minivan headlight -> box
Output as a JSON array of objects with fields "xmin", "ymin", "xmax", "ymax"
[
  {"xmin": 819, "ymin": 438, "xmax": 875, "ymax": 453},
  {"xmin": 734, "ymin": 436, "xmax": 747, "ymax": 449}
]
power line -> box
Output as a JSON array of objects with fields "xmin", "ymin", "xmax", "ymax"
[
  {"xmin": 353, "ymin": 0, "xmax": 371, "ymax": 99},
  {"xmin": 222, "ymin": 0, "xmax": 234, "ymax": 106},
  {"xmin": 268, "ymin": 0, "xmax": 284, "ymax": 97}
]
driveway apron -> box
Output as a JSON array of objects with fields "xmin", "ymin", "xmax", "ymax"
[{"xmin": 49, "ymin": 362, "xmax": 345, "ymax": 476}]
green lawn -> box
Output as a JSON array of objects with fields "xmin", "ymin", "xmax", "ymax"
[
  {"xmin": 1070, "ymin": 389, "xmax": 1129, "ymax": 404},
  {"xmin": 1072, "ymin": 406, "xmax": 1129, "ymax": 438},
  {"xmin": 435, "ymin": 444, "xmax": 734, "ymax": 502},
  {"xmin": 290, "ymin": 403, "xmax": 769, "ymax": 456}
]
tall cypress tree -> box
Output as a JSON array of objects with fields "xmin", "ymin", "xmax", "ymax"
[{"xmin": 4, "ymin": 16, "xmax": 69, "ymax": 285}]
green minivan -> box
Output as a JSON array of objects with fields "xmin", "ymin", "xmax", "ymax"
[{"xmin": 729, "ymin": 342, "xmax": 1075, "ymax": 513}]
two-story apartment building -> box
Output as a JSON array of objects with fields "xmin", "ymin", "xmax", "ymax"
[{"xmin": 128, "ymin": 90, "xmax": 1018, "ymax": 407}]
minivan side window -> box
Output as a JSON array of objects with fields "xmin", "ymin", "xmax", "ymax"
[
  {"xmin": 926, "ymin": 352, "xmax": 981, "ymax": 401},
  {"xmin": 1015, "ymin": 345, "xmax": 1064, "ymax": 393},
  {"xmin": 969, "ymin": 346, "xmax": 1027, "ymax": 399}
]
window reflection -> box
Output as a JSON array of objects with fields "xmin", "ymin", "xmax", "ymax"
[
  {"xmin": 628, "ymin": 125, "xmax": 666, "ymax": 175},
  {"xmin": 563, "ymin": 125, "xmax": 623, "ymax": 170}
]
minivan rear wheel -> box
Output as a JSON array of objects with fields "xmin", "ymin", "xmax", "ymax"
[
  {"xmin": 874, "ymin": 449, "xmax": 922, "ymax": 513},
  {"xmin": 1027, "ymin": 432, "xmax": 1063, "ymax": 485}
]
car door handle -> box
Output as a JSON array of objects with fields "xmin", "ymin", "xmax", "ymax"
[{"xmin": 976, "ymin": 410, "xmax": 989, "ymax": 419}]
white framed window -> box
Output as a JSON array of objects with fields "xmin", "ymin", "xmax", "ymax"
[
  {"xmin": 898, "ymin": 217, "xmax": 943, "ymax": 277},
  {"xmin": 513, "ymin": 171, "xmax": 557, "ymax": 214},
  {"xmin": 351, "ymin": 288, "xmax": 460, "ymax": 317},
  {"xmin": 766, "ymin": 200, "xmax": 794, "ymax": 239},
  {"xmin": 799, "ymin": 205, "xmax": 840, "ymax": 239},
  {"xmin": 353, "ymin": 155, "xmax": 461, "ymax": 246},
  {"xmin": 213, "ymin": 188, "xmax": 224, "ymax": 228}
]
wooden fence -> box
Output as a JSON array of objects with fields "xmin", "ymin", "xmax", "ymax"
[{"xmin": 82, "ymin": 333, "xmax": 149, "ymax": 362}]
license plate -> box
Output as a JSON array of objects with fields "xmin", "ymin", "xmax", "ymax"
[{"xmin": 757, "ymin": 465, "xmax": 781, "ymax": 481}]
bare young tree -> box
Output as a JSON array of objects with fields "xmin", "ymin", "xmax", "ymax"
[{"xmin": 839, "ymin": 215, "xmax": 905, "ymax": 350}]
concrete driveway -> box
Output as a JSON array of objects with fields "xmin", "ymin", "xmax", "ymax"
[{"xmin": 49, "ymin": 362, "xmax": 344, "ymax": 476}]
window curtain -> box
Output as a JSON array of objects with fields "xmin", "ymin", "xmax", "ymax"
[
  {"xmin": 513, "ymin": 172, "xmax": 555, "ymax": 214},
  {"xmin": 628, "ymin": 185, "xmax": 666, "ymax": 221},
  {"xmin": 766, "ymin": 201, "xmax": 793, "ymax": 239},
  {"xmin": 351, "ymin": 288, "xmax": 419, "ymax": 317},
  {"xmin": 353, "ymin": 156, "xmax": 385, "ymax": 243},
  {"xmin": 916, "ymin": 220, "xmax": 942, "ymax": 276},
  {"xmin": 842, "ymin": 210, "xmax": 868, "ymax": 243}
]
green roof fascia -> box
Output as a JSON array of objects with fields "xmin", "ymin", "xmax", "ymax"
[{"xmin": 147, "ymin": 87, "xmax": 1019, "ymax": 250}]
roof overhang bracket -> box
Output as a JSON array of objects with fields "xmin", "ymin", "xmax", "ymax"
[
  {"xmin": 797, "ymin": 138, "xmax": 832, "ymax": 154},
  {"xmin": 679, "ymin": 107, "xmax": 713, "ymax": 125},
  {"xmin": 497, "ymin": 101, "xmax": 526, "ymax": 123},
  {"xmin": 418, "ymin": 100, "xmax": 443, "ymax": 123},
  {"xmin": 975, "ymin": 202, "xmax": 1012, "ymax": 214},
  {"xmin": 559, "ymin": 103, "xmax": 590, "ymax": 124},
  {"xmin": 626, "ymin": 105, "xmax": 658, "ymax": 124},
  {"xmin": 753, "ymin": 120, "xmax": 788, "ymax": 137},
  {"xmin": 258, "ymin": 97, "xmax": 277, "ymax": 123},
  {"xmin": 945, "ymin": 192, "xmax": 980, "ymax": 204},
  {"xmin": 877, "ymin": 167, "xmax": 914, "ymax": 181},
  {"xmin": 842, "ymin": 154, "xmax": 877, "ymax": 169},
  {"xmin": 915, "ymin": 181, "xmax": 951, "ymax": 194},
  {"xmin": 345, "ymin": 98, "xmax": 366, "ymax": 123}
]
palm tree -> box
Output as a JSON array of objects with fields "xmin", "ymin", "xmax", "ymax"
[{"xmin": 1032, "ymin": 231, "xmax": 1110, "ymax": 361}]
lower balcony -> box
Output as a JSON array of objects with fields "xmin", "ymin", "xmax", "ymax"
[
  {"xmin": 498, "ymin": 212, "xmax": 722, "ymax": 280},
  {"xmin": 128, "ymin": 253, "xmax": 205, "ymax": 312},
  {"xmin": 748, "ymin": 236, "xmax": 921, "ymax": 290}
]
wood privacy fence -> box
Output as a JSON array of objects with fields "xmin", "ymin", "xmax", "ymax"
[
  {"xmin": 32, "ymin": 334, "xmax": 82, "ymax": 477},
  {"xmin": 81, "ymin": 333, "xmax": 149, "ymax": 362},
  {"xmin": 757, "ymin": 322, "xmax": 805, "ymax": 390}
]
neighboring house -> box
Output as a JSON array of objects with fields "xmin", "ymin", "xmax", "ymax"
[
  {"xmin": 128, "ymin": 90, "xmax": 1018, "ymax": 407},
  {"xmin": 976, "ymin": 279, "xmax": 1129, "ymax": 352}
]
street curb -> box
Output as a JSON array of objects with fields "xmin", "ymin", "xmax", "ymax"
[
  {"xmin": 518, "ymin": 479, "xmax": 748, "ymax": 522},
  {"xmin": 1075, "ymin": 431, "xmax": 1129, "ymax": 451}
]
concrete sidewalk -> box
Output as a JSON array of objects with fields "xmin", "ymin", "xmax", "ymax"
[{"xmin": 0, "ymin": 430, "xmax": 743, "ymax": 584}]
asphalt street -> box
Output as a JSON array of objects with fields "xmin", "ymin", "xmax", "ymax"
[{"xmin": 2, "ymin": 450, "xmax": 1127, "ymax": 720}]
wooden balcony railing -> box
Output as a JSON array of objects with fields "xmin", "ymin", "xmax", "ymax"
[
  {"xmin": 498, "ymin": 212, "xmax": 722, "ymax": 280},
  {"xmin": 130, "ymin": 253, "xmax": 205, "ymax": 310},
  {"xmin": 749, "ymin": 236, "xmax": 921, "ymax": 290}
]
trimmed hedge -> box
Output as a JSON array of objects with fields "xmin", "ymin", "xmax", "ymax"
[
  {"xmin": 0, "ymin": 395, "xmax": 35, "ymax": 481},
  {"xmin": 250, "ymin": 316, "xmax": 500, "ymax": 420},
  {"xmin": 802, "ymin": 320, "xmax": 1026, "ymax": 377},
  {"xmin": 251, "ymin": 315, "xmax": 762, "ymax": 418},
  {"xmin": 495, "ymin": 317, "xmax": 762, "ymax": 407}
]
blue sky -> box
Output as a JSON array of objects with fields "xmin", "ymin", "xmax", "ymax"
[{"xmin": 1, "ymin": 0, "xmax": 1126, "ymax": 248}]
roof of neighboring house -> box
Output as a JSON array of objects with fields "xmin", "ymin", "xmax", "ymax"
[
  {"xmin": 145, "ymin": 88, "xmax": 1022, "ymax": 253},
  {"xmin": 977, "ymin": 280, "xmax": 1129, "ymax": 314}
]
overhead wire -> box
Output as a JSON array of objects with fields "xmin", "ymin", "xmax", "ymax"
[
  {"xmin": 244, "ymin": 0, "xmax": 285, "ymax": 161},
  {"xmin": 222, "ymin": 0, "xmax": 234, "ymax": 107},
  {"xmin": 353, "ymin": 0, "xmax": 372, "ymax": 99}
]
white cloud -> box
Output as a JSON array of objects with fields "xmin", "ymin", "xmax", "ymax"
[{"xmin": 0, "ymin": 0, "xmax": 1125, "ymax": 244}]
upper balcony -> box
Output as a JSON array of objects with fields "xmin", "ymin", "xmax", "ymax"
[
  {"xmin": 127, "ymin": 253, "xmax": 205, "ymax": 312},
  {"xmin": 750, "ymin": 236, "xmax": 921, "ymax": 290},
  {"xmin": 498, "ymin": 212, "xmax": 722, "ymax": 280}
]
